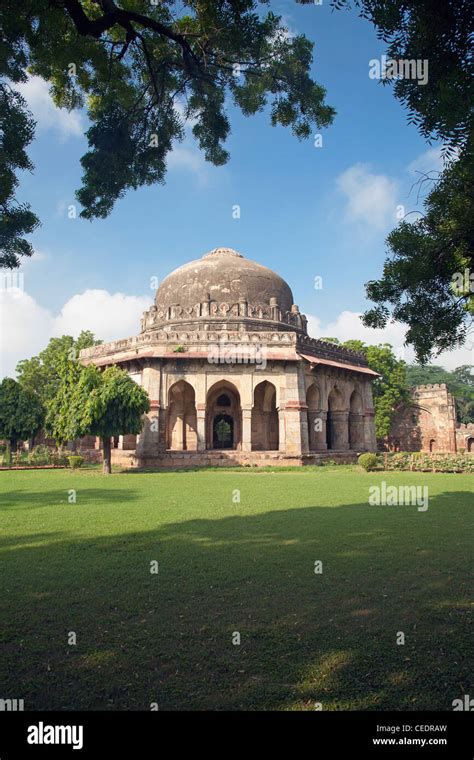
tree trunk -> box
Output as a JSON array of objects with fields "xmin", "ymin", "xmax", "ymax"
[
  {"xmin": 6, "ymin": 440, "xmax": 13, "ymax": 467},
  {"xmin": 102, "ymin": 436, "xmax": 112, "ymax": 474}
]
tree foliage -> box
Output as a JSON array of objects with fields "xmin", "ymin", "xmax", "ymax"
[
  {"xmin": 344, "ymin": 340, "xmax": 408, "ymax": 438},
  {"xmin": 330, "ymin": 0, "xmax": 472, "ymax": 152},
  {"xmin": 0, "ymin": 377, "xmax": 44, "ymax": 454},
  {"xmin": 363, "ymin": 158, "xmax": 474, "ymax": 362},
  {"xmin": 1, "ymin": 0, "xmax": 335, "ymax": 264},
  {"xmin": 16, "ymin": 330, "xmax": 100, "ymax": 405},
  {"xmin": 331, "ymin": 0, "xmax": 474, "ymax": 361},
  {"xmin": 46, "ymin": 359, "xmax": 150, "ymax": 472}
]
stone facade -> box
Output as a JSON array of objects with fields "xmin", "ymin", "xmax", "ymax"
[
  {"xmin": 388, "ymin": 384, "xmax": 474, "ymax": 453},
  {"xmin": 80, "ymin": 247, "xmax": 378, "ymax": 467}
]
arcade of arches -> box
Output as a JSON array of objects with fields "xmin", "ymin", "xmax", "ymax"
[{"xmin": 161, "ymin": 376, "xmax": 372, "ymax": 453}]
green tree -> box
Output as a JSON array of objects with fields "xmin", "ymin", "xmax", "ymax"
[
  {"xmin": 363, "ymin": 159, "xmax": 473, "ymax": 363},
  {"xmin": 16, "ymin": 331, "xmax": 100, "ymax": 405},
  {"xmin": 342, "ymin": 340, "xmax": 408, "ymax": 439},
  {"xmin": 47, "ymin": 360, "xmax": 150, "ymax": 473},
  {"xmin": 331, "ymin": 0, "xmax": 473, "ymax": 361},
  {"xmin": 1, "ymin": 0, "xmax": 335, "ymax": 266},
  {"xmin": 0, "ymin": 377, "xmax": 44, "ymax": 462}
]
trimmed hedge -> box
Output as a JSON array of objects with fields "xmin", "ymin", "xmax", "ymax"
[
  {"xmin": 380, "ymin": 451, "xmax": 474, "ymax": 473},
  {"xmin": 358, "ymin": 453, "xmax": 378, "ymax": 471}
]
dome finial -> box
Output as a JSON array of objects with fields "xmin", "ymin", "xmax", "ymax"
[{"xmin": 202, "ymin": 247, "xmax": 244, "ymax": 259}]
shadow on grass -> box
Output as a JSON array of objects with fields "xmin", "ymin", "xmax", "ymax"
[
  {"xmin": 0, "ymin": 488, "xmax": 138, "ymax": 510},
  {"xmin": 0, "ymin": 490, "xmax": 472, "ymax": 711}
]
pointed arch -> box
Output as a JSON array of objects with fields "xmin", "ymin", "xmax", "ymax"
[
  {"xmin": 206, "ymin": 380, "xmax": 242, "ymax": 450},
  {"xmin": 252, "ymin": 380, "xmax": 278, "ymax": 450},
  {"xmin": 167, "ymin": 380, "xmax": 197, "ymax": 450}
]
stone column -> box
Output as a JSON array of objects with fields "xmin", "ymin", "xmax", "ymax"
[
  {"xmin": 196, "ymin": 404, "xmax": 206, "ymax": 451},
  {"xmin": 284, "ymin": 401, "xmax": 309, "ymax": 455},
  {"xmin": 241, "ymin": 407, "xmax": 252, "ymax": 451},
  {"xmin": 364, "ymin": 410, "xmax": 377, "ymax": 451},
  {"xmin": 175, "ymin": 413, "xmax": 184, "ymax": 450},
  {"xmin": 278, "ymin": 408, "xmax": 286, "ymax": 452},
  {"xmin": 135, "ymin": 362, "xmax": 162, "ymax": 460},
  {"xmin": 349, "ymin": 413, "xmax": 365, "ymax": 450},
  {"xmin": 330, "ymin": 411, "xmax": 350, "ymax": 450},
  {"xmin": 308, "ymin": 410, "xmax": 327, "ymax": 451}
]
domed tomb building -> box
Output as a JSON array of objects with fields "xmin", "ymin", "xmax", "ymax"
[{"xmin": 80, "ymin": 247, "xmax": 378, "ymax": 466}]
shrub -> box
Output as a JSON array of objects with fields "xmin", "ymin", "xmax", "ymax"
[
  {"xmin": 13, "ymin": 451, "xmax": 29, "ymax": 466},
  {"xmin": 173, "ymin": 345, "xmax": 186, "ymax": 353},
  {"xmin": 28, "ymin": 445, "xmax": 53, "ymax": 465},
  {"xmin": 52, "ymin": 452, "xmax": 69, "ymax": 466},
  {"xmin": 358, "ymin": 452, "xmax": 378, "ymax": 471},
  {"xmin": 67, "ymin": 455, "xmax": 84, "ymax": 469}
]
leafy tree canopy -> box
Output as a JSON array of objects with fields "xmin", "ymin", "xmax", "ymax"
[
  {"xmin": 331, "ymin": 0, "xmax": 473, "ymax": 362},
  {"xmin": 16, "ymin": 330, "xmax": 100, "ymax": 405},
  {"xmin": 0, "ymin": 376, "xmax": 44, "ymax": 451},
  {"xmin": 363, "ymin": 157, "xmax": 473, "ymax": 363},
  {"xmin": 46, "ymin": 359, "xmax": 150, "ymax": 472},
  {"xmin": 331, "ymin": 0, "xmax": 472, "ymax": 152},
  {"xmin": 343, "ymin": 340, "xmax": 408, "ymax": 438},
  {"xmin": 1, "ymin": 0, "xmax": 335, "ymax": 266}
]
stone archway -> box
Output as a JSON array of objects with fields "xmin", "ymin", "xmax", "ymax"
[
  {"xmin": 167, "ymin": 380, "xmax": 197, "ymax": 450},
  {"xmin": 349, "ymin": 389, "xmax": 365, "ymax": 450},
  {"xmin": 467, "ymin": 437, "xmax": 474, "ymax": 453},
  {"xmin": 206, "ymin": 381, "xmax": 242, "ymax": 450},
  {"xmin": 326, "ymin": 386, "xmax": 348, "ymax": 450},
  {"xmin": 307, "ymin": 383, "xmax": 325, "ymax": 451},
  {"xmin": 251, "ymin": 381, "xmax": 279, "ymax": 451}
]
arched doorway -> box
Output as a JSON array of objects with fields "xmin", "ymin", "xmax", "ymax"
[
  {"xmin": 252, "ymin": 381, "xmax": 278, "ymax": 450},
  {"xmin": 306, "ymin": 383, "xmax": 323, "ymax": 451},
  {"xmin": 467, "ymin": 437, "xmax": 474, "ymax": 453},
  {"xmin": 429, "ymin": 439, "xmax": 436, "ymax": 452},
  {"xmin": 349, "ymin": 389, "xmax": 365, "ymax": 450},
  {"xmin": 213, "ymin": 413, "xmax": 234, "ymax": 449},
  {"xmin": 167, "ymin": 380, "xmax": 197, "ymax": 450},
  {"xmin": 326, "ymin": 387, "xmax": 346, "ymax": 450},
  {"xmin": 206, "ymin": 381, "xmax": 242, "ymax": 450}
]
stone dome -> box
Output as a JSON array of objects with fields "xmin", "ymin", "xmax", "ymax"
[{"xmin": 155, "ymin": 247, "xmax": 294, "ymax": 313}]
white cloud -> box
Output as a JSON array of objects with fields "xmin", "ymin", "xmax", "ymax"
[
  {"xmin": 306, "ymin": 310, "xmax": 473, "ymax": 370},
  {"xmin": 407, "ymin": 147, "xmax": 444, "ymax": 177},
  {"xmin": 167, "ymin": 145, "xmax": 209, "ymax": 183},
  {"xmin": 53, "ymin": 289, "xmax": 150, "ymax": 341},
  {"xmin": 0, "ymin": 288, "xmax": 54, "ymax": 378},
  {"xmin": 14, "ymin": 75, "xmax": 84, "ymax": 138},
  {"xmin": 0, "ymin": 288, "xmax": 150, "ymax": 379},
  {"xmin": 336, "ymin": 163, "xmax": 399, "ymax": 230}
]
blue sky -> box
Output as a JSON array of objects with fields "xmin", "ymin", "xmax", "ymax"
[{"xmin": 2, "ymin": 0, "xmax": 470, "ymax": 377}]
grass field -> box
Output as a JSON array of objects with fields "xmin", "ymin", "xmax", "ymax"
[{"xmin": 0, "ymin": 466, "xmax": 472, "ymax": 711}]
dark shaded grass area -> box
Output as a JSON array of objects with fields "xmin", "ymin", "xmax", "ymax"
[{"xmin": 0, "ymin": 468, "xmax": 472, "ymax": 710}]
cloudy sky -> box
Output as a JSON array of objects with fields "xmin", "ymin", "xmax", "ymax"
[{"xmin": 1, "ymin": 1, "xmax": 471, "ymax": 378}]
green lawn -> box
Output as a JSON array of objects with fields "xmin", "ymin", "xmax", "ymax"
[{"xmin": 0, "ymin": 466, "xmax": 472, "ymax": 711}]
